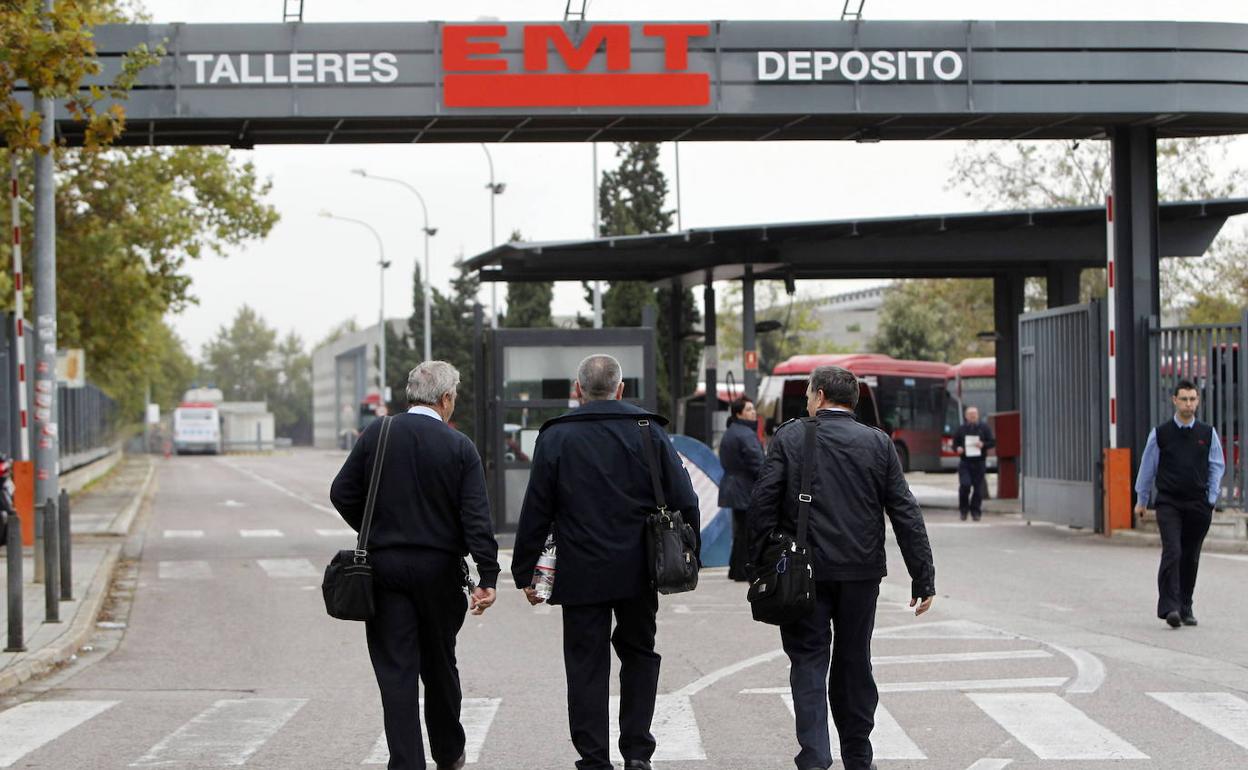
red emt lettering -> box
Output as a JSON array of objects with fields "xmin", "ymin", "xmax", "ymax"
[{"xmin": 443, "ymin": 23, "xmax": 711, "ymax": 108}]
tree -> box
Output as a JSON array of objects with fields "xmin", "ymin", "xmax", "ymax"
[
  {"xmin": 873, "ymin": 280, "xmax": 995, "ymax": 363},
  {"xmin": 1, "ymin": 0, "xmax": 160, "ymax": 152},
  {"xmin": 718, "ymin": 282, "xmax": 850, "ymax": 372},
  {"xmin": 199, "ymin": 306, "xmax": 312, "ymax": 442},
  {"xmin": 947, "ymin": 137, "xmax": 1248, "ymax": 322},
  {"xmin": 433, "ymin": 261, "xmax": 480, "ymax": 441},
  {"xmin": 594, "ymin": 142, "xmax": 702, "ymax": 410},
  {"xmin": 502, "ymin": 229, "xmax": 554, "ymax": 328}
]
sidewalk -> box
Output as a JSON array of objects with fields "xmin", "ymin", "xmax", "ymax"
[
  {"xmin": 0, "ymin": 454, "xmax": 155, "ymax": 693},
  {"xmin": 906, "ymin": 471, "xmax": 1020, "ymax": 514}
]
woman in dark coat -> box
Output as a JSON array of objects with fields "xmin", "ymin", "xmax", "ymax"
[{"xmin": 718, "ymin": 396, "xmax": 765, "ymax": 581}]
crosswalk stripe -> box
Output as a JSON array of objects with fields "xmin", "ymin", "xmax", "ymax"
[
  {"xmin": 363, "ymin": 698, "xmax": 501, "ymax": 764},
  {"xmin": 779, "ymin": 695, "xmax": 925, "ymax": 760},
  {"xmin": 316, "ymin": 528, "xmax": 356, "ymax": 537},
  {"xmin": 968, "ymin": 693, "xmax": 1148, "ymax": 760},
  {"xmin": 130, "ymin": 698, "xmax": 306, "ymax": 767},
  {"xmin": 158, "ymin": 561, "xmax": 213, "ymax": 580},
  {"xmin": 743, "ymin": 677, "xmax": 1066, "ymax": 696},
  {"xmin": 257, "ymin": 558, "xmax": 320, "ymax": 579},
  {"xmin": 1149, "ymin": 692, "xmax": 1248, "ymax": 750},
  {"xmin": 162, "ymin": 529, "xmax": 204, "ymax": 538},
  {"xmin": 873, "ymin": 649, "xmax": 1051, "ymax": 666},
  {"xmin": 0, "ymin": 700, "xmax": 119, "ymax": 767},
  {"xmin": 609, "ymin": 694, "xmax": 705, "ymax": 762},
  {"xmin": 240, "ymin": 529, "xmax": 284, "ymax": 538},
  {"xmin": 966, "ymin": 760, "xmax": 1013, "ymax": 770}
]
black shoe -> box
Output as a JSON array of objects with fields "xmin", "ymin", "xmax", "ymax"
[
  {"xmin": 960, "ymin": 513, "xmax": 968, "ymax": 521},
  {"xmin": 1182, "ymin": 613, "xmax": 1198, "ymax": 626},
  {"xmin": 624, "ymin": 761, "xmax": 653, "ymax": 770},
  {"xmin": 972, "ymin": 514, "xmax": 982, "ymax": 522},
  {"xmin": 436, "ymin": 753, "xmax": 466, "ymax": 770},
  {"xmin": 1165, "ymin": 610, "xmax": 1182, "ymax": 628}
]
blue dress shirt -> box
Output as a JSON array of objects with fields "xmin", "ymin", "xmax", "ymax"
[{"xmin": 1133, "ymin": 416, "xmax": 1226, "ymax": 506}]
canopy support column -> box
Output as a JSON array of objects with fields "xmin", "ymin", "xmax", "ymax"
[
  {"xmin": 742, "ymin": 265, "xmax": 757, "ymax": 401},
  {"xmin": 668, "ymin": 279, "xmax": 683, "ymax": 423},
  {"xmin": 704, "ymin": 273, "xmax": 717, "ymax": 446},
  {"xmin": 994, "ymin": 273, "xmax": 1025, "ymax": 412},
  {"xmin": 1046, "ymin": 263, "xmax": 1082, "ymax": 308}
]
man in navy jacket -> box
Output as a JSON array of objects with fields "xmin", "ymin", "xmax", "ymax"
[{"xmin": 512, "ymin": 354, "xmax": 700, "ymax": 770}]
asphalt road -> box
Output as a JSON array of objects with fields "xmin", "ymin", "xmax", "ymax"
[{"xmin": 2, "ymin": 448, "xmax": 1247, "ymax": 769}]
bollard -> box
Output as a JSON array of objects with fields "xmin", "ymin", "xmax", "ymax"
[
  {"xmin": 5, "ymin": 512, "xmax": 24, "ymax": 651},
  {"xmin": 43, "ymin": 499, "xmax": 60, "ymax": 624},
  {"xmin": 58, "ymin": 489, "xmax": 71, "ymax": 600}
]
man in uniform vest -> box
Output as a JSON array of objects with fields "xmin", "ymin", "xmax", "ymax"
[{"xmin": 1133, "ymin": 379, "xmax": 1225, "ymax": 628}]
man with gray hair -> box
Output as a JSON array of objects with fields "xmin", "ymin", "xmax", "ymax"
[
  {"xmin": 331, "ymin": 360, "xmax": 500, "ymax": 770},
  {"xmin": 512, "ymin": 354, "xmax": 700, "ymax": 770},
  {"xmin": 749, "ymin": 365, "xmax": 935, "ymax": 770}
]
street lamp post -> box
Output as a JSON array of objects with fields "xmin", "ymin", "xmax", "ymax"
[
  {"xmin": 351, "ymin": 169, "xmax": 437, "ymax": 362},
  {"xmin": 319, "ymin": 211, "xmax": 391, "ymax": 402},
  {"xmin": 479, "ymin": 144, "xmax": 505, "ymax": 328}
]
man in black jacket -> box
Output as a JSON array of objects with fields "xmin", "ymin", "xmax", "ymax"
[
  {"xmin": 749, "ymin": 365, "xmax": 935, "ymax": 770},
  {"xmin": 719, "ymin": 396, "xmax": 764, "ymax": 581},
  {"xmin": 953, "ymin": 406, "xmax": 996, "ymax": 521},
  {"xmin": 512, "ymin": 354, "xmax": 700, "ymax": 770},
  {"xmin": 331, "ymin": 361, "xmax": 500, "ymax": 770}
]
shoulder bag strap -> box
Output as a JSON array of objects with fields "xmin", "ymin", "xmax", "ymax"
[
  {"xmin": 795, "ymin": 416, "xmax": 818, "ymax": 550},
  {"xmin": 356, "ymin": 415, "xmax": 393, "ymax": 556},
  {"xmin": 637, "ymin": 420, "xmax": 668, "ymax": 513}
]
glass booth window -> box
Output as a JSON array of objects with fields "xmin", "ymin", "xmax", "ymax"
[{"xmin": 503, "ymin": 345, "xmax": 646, "ymax": 401}]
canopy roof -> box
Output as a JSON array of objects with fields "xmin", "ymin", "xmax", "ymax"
[{"xmin": 464, "ymin": 198, "xmax": 1248, "ymax": 287}]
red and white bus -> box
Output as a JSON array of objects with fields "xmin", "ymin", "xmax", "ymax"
[{"xmin": 757, "ymin": 354, "xmax": 955, "ymax": 472}]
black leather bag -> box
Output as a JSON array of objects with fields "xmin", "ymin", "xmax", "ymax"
[
  {"xmin": 748, "ymin": 416, "xmax": 817, "ymax": 626},
  {"xmin": 323, "ymin": 416, "xmax": 392, "ymax": 621},
  {"xmin": 637, "ymin": 419, "xmax": 699, "ymax": 595}
]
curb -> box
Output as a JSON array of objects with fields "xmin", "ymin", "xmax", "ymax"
[
  {"xmin": 61, "ymin": 450, "xmax": 123, "ymax": 498},
  {"xmin": 107, "ymin": 459, "xmax": 156, "ymax": 537},
  {"xmin": 0, "ymin": 457, "xmax": 158, "ymax": 695},
  {"xmin": 1102, "ymin": 528, "xmax": 1248, "ymax": 554}
]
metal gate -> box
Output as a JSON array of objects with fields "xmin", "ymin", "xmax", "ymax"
[
  {"xmin": 1149, "ymin": 311, "xmax": 1247, "ymax": 509},
  {"xmin": 1019, "ymin": 302, "xmax": 1105, "ymax": 530}
]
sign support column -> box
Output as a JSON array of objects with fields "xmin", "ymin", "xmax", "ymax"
[
  {"xmin": 703, "ymin": 273, "xmax": 717, "ymax": 446},
  {"xmin": 742, "ymin": 265, "xmax": 757, "ymax": 400}
]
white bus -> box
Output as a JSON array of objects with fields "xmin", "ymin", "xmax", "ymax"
[{"xmin": 172, "ymin": 402, "xmax": 223, "ymax": 455}]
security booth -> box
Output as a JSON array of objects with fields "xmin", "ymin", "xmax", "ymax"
[{"xmin": 477, "ymin": 326, "xmax": 657, "ymax": 532}]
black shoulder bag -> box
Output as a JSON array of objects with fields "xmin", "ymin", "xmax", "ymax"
[
  {"xmin": 637, "ymin": 419, "xmax": 699, "ymax": 595},
  {"xmin": 747, "ymin": 416, "xmax": 817, "ymax": 626},
  {"xmin": 323, "ymin": 415, "xmax": 393, "ymax": 621}
]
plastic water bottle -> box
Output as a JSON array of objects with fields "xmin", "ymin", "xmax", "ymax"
[{"xmin": 532, "ymin": 535, "xmax": 556, "ymax": 601}]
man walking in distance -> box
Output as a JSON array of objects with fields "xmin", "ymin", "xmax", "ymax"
[
  {"xmin": 953, "ymin": 405, "xmax": 996, "ymax": 521},
  {"xmin": 1133, "ymin": 379, "xmax": 1225, "ymax": 629},
  {"xmin": 719, "ymin": 395, "xmax": 765, "ymax": 581},
  {"xmin": 749, "ymin": 366, "xmax": 935, "ymax": 770},
  {"xmin": 512, "ymin": 354, "xmax": 700, "ymax": 770},
  {"xmin": 331, "ymin": 361, "xmax": 500, "ymax": 770}
]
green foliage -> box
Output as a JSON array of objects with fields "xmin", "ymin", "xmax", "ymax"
[
  {"xmin": 0, "ymin": 0, "xmax": 161, "ymax": 151},
  {"xmin": 718, "ymin": 283, "xmax": 849, "ymax": 373},
  {"xmin": 501, "ymin": 229, "xmax": 555, "ymax": 329},
  {"xmin": 595, "ymin": 142, "xmax": 701, "ymax": 412},
  {"xmin": 199, "ymin": 306, "xmax": 312, "ymax": 442},
  {"xmin": 873, "ymin": 280, "xmax": 995, "ymax": 363},
  {"xmin": 433, "ymin": 262, "xmax": 480, "ymax": 441}
]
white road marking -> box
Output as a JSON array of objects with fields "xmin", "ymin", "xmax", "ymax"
[
  {"xmin": 1149, "ymin": 692, "xmax": 1248, "ymax": 750},
  {"xmin": 743, "ymin": 677, "xmax": 1068, "ymax": 696},
  {"xmin": 780, "ymin": 695, "xmax": 925, "ymax": 760},
  {"xmin": 257, "ymin": 558, "xmax": 320, "ymax": 579},
  {"xmin": 609, "ymin": 694, "xmax": 705, "ymax": 762},
  {"xmin": 672, "ymin": 648, "xmax": 788, "ymax": 697},
  {"xmin": 0, "ymin": 700, "xmax": 119, "ymax": 767},
  {"xmin": 875, "ymin": 619, "xmax": 1023, "ymax": 641},
  {"xmin": 363, "ymin": 698, "xmax": 500, "ymax": 764},
  {"xmin": 966, "ymin": 760, "xmax": 1014, "ymax": 770},
  {"xmin": 131, "ymin": 698, "xmax": 306, "ymax": 767},
  {"xmin": 873, "ymin": 649, "xmax": 1051, "ymax": 666},
  {"xmin": 1047, "ymin": 642, "xmax": 1106, "ymax": 695},
  {"xmin": 158, "ymin": 561, "xmax": 213, "ymax": 580},
  {"xmin": 316, "ymin": 528, "xmax": 357, "ymax": 537},
  {"xmin": 1206, "ymin": 553, "xmax": 1248, "ymax": 563},
  {"xmin": 220, "ymin": 460, "xmax": 341, "ymax": 519},
  {"xmin": 240, "ymin": 529, "xmax": 284, "ymax": 538},
  {"xmin": 220, "ymin": 499, "xmax": 246, "ymax": 508},
  {"xmin": 162, "ymin": 530, "xmax": 204, "ymax": 538},
  {"xmin": 968, "ymin": 693, "xmax": 1147, "ymax": 760}
]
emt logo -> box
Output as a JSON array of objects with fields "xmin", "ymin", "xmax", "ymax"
[{"xmin": 442, "ymin": 23, "xmax": 712, "ymax": 108}]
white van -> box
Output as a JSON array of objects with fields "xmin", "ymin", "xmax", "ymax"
[{"xmin": 172, "ymin": 402, "xmax": 223, "ymax": 455}]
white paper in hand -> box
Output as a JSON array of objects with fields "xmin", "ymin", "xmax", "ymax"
[{"xmin": 965, "ymin": 434, "xmax": 982, "ymax": 458}]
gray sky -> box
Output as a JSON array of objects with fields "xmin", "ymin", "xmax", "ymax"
[{"xmin": 139, "ymin": 0, "xmax": 1248, "ymax": 356}]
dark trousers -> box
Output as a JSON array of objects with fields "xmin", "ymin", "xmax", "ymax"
[
  {"xmin": 1155, "ymin": 498, "xmax": 1213, "ymax": 619},
  {"xmin": 958, "ymin": 460, "xmax": 986, "ymax": 519},
  {"xmin": 780, "ymin": 579, "xmax": 880, "ymax": 770},
  {"xmin": 562, "ymin": 593, "xmax": 661, "ymax": 770},
  {"xmin": 365, "ymin": 548, "xmax": 468, "ymax": 770},
  {"xmin": 729, "ymin": 508, "xmax": 751, "ymax": 581}
]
